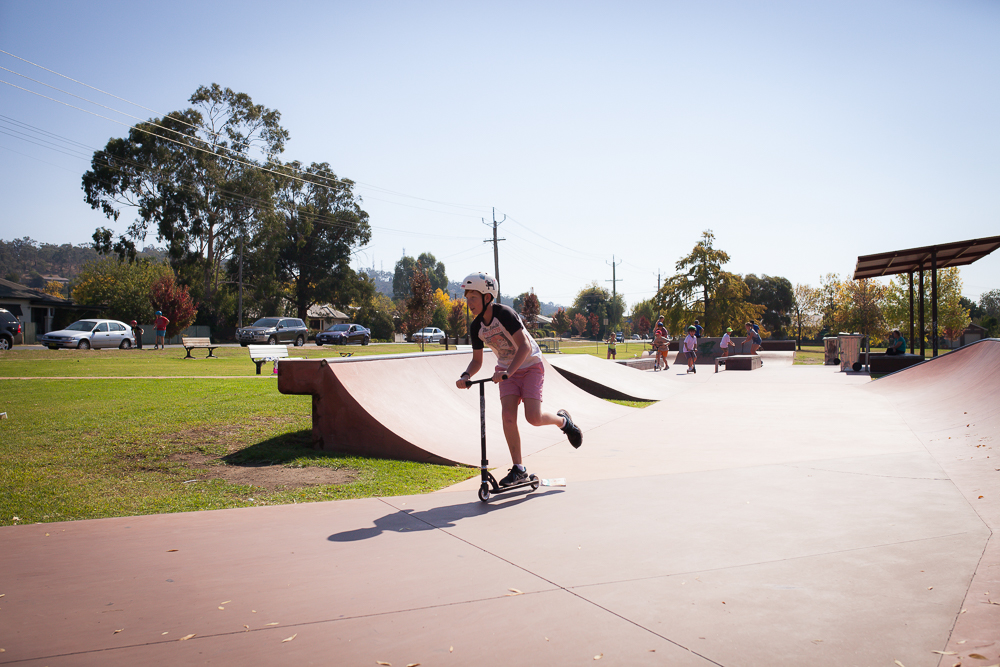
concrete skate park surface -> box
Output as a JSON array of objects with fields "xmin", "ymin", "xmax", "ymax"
[{"xmin": 2, "ymin": 342, "xmax": 998, "ymax": 666}]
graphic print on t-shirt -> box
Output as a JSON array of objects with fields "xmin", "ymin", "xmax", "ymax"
[{"xmin": 469, "ymin": 303, "xmax": 542, "ymax": 370}]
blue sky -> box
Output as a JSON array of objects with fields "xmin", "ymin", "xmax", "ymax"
[{"xmin": 1, "ymin": 1, "xmax": 998, "ymax": 308}]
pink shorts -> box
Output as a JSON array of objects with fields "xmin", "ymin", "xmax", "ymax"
[{"xmin": 498, "ymin": 363, "xmax": 544, "ymax": 402}]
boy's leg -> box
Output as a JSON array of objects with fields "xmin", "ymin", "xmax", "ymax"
[{"xmin": 499, "ymin": 395, "xmax": 524, "ymax": 465}]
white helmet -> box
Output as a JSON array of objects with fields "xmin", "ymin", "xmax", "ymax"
[{"xmin": 461, "ymin": 272, "xmax": 498, "ymax": 302}]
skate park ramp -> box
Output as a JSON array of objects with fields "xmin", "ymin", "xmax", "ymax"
[
  {"xmin": 278, "ymin": 351, "xmax": 631, "ymax": 467},
  {"xmin": 864, "ymin": 338, "xmax": 1000, "ymax": 654},
  {"xmin": 547, "ymin": 353, "xmax": 686, "ymax": 401},
  {"xmin": 547, "ymin": 350, "xmax": 795, "ymax": 402}
]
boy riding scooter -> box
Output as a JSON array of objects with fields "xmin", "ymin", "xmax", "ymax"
[{"xmin": 455, "ymin": 272, "xmax": 583, "ymax": 486}]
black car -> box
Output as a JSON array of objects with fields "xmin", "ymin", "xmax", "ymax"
[
  {"xmin": 0, "ymin": 308, "xmax": 21, "ymax": 350},
  {"xmin": 237, "ymin": 317, "xmax": 309, "ymax": 346},
  {"xmin": 315, "ymin": 323, "xmax": 370, "ymax": 346}
]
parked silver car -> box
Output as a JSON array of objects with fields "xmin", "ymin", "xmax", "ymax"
[
  {"xmin": 38, "ymin": 319, "xmax": 137, "ymax": 350},
  {"xmin": 411, "ymin": 327, "xmax": 446, "ymax": 344}
]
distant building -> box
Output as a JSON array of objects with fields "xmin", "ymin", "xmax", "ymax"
[
  {"xmin": 0, "ymin": 278, "xmax": 85, "ymax": 341},
  {"xmin": 307, "ymin": 304, "xmax": 350, "ymax": 331}
]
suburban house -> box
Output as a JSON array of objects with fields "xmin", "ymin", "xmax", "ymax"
[
  {"xmin": 0, "ymin": 278, "xmax": 85, "ymax": 343},
  {"xmin": 307, "ymin": 304, "xmax": 350, "ymax": 331}
]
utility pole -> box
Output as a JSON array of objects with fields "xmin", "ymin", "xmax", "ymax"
[
  {"xmin": 238, "ymin": 232, "xmax": 244, "ymax": 328},
  {"xmin": 483, "ymin": 207, "xmax": 506, "ymax": 303},
  {"xmin": 606, "ymin": 255, "xmax": 623, "ymax": 330}
]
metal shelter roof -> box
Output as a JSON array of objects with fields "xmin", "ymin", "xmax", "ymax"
[{"xmin": 853, "ymin": 235, "xmax": 1000, "ymax": 280}]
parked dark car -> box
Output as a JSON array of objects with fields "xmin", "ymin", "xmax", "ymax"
[
  {"xmin": 237, "ymin": 317, "xmax": 308, "ymax": 346},
  {"xmin": 0, "ymin": 308, "xmax": 21, "ymax": 350},
  {"xmin": 315, "ymin": 323, "xmax": 371, "ymax": 346}
]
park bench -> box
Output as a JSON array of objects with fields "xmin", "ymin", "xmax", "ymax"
[
  {"xmin": 181, "ymin": 337, "xmax": 219, "ymax": 359},
  {"xmin": 718, "ymin": 354, "xmax": 761, "ymax": 371},
  {"xmin": 248, "ymin": 344, "xmax": 292, "ymax": 375}
]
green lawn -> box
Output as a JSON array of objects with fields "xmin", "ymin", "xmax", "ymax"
[
  {"xmin": 0, "ymin": 375, "xmax": 477, "ymax": 526},
  {"xmin": 0, "ymin": 342, "xmax": 456, "ymax": 378}
]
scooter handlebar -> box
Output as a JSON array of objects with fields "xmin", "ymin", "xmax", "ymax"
[{"xmin": 464, "ymin": 374, "xmax": 507, "ymax": 387}]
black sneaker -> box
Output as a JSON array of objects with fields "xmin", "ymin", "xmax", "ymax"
[
  {"xmin": 558, "ymin": 409, "xmax": 583, "ymax": 449},
  {"xmin": 499, "ymin": 466, "xmax": 528, "ymax": 487}
]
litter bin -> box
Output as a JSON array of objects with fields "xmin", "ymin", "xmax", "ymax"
[
  {"xmin": 823, "ymin": 337, "xmax": 840, "ymax": 365},
  {"xmin": 838, "ymin": 334, "xmax": 865, "ymax": 372}
]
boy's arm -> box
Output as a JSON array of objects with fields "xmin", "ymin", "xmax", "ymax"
[{"xmin": 456, "ymin": 349, "xmax": 484, "ymax": 388}]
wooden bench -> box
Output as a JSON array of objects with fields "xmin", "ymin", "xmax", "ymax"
[
  {"xmin": 248, "ymin": 344, "xmax": 290, "ymax": 375},
  {"xmin": 182, "ymin": 337, "xmax": 220, "ymax": 359}
]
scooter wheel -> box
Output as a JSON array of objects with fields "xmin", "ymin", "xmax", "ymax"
[
  {"xmin": 478, "ymin": 484, "xmax": 490, "ymax": 503},
  {"xmin": 529, "ymin": 474, "xmax": 540, "ymax": 491}
]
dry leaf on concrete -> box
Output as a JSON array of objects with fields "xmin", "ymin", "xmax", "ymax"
[
  {"xmin": 114, "ymin": 628, "xmax": 123, "ymax": 634},
  {"xmin": 180, "ymin": 634, "xmax": 196, "ymax": 641},
  {"xmin": 968, "ymin": 654, "xmax": 987, "ymax": 660},
  {"xmin": 376, "ymin": 662, "xmax": 391, "ymax": 666},
  {"xmin": 594, "ymin": 654, "xmax": 603, "ymax": 660},
  {"xmin": 265, "ymin": 622, "xmax": 280, "ymax": 626},
  {"xmin": 932, "ymin": 651, "xmax": 956, "ymax": 655},
  {"xmin": 507, "ymin": 588, "xmax": 523, "ymax": 596},
  {"xmin": 406, "ymin": 664, "xmax": 420, "ymax": 667},
  {"xmin": 167, "ymin": 549, "xmax": 178, "ymax": 552},
  {"xmin": 282, "ymin": 634, "xmax": 297, "ymax": 643},
  {"xmin": 894, "ymin": 661, "xmax": 905, "ymax": 667}
]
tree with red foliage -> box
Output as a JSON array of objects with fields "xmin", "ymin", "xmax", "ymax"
[
  {"xmin": 151, "ymin": 274, "xmax": 197, "ymax": 338},
  {"xmin": 588, "ymin": 312, "xmax": 600, "ymax": 338},
  {"xmin": 573, "ymin": 313, "xmax": 588, "ymax": 336},
  {"xmin": 636, "ymin": 315, "xmax": 650, "ymax": 338},
  {"xmin": 552, "ymin": 308, "xmax": 570, "ymax": 336},
  {"xmin": 520, "ymin": 292, "xmax": 540, "ymax": 331}
]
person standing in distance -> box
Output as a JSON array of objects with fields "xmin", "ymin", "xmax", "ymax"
[
  {"xmin": 153, "ymin": 310, "xmax": 169, "ymax": 350},
  {"xmin": 720, "ymin": 326, "xmax": 734, "ymax": 357},
  {"xmin": 455, "ymin": 272, "xmax": 582, "ymax": 487}
]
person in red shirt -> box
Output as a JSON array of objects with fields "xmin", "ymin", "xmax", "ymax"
[{"xmin": 153, "ymin": 310, "xmax": 169, "ymax": 349}]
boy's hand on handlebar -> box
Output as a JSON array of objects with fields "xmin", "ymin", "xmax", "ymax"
[
  {"xmin": 456, "ymin": 377, "xmax": 470, "ymax": 389},
  {"xmin": 491, "ymin": 370, "xmax": 506, "ymax": 383}
]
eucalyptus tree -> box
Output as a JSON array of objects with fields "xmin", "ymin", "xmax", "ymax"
[{"xmin": 83, "ymin": 84, "xmax": 288, "ymax": 322}]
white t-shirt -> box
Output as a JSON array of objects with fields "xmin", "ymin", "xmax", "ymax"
[
  {"xmin": 683, "ymin": 334, "xmax": 697, "ymax": 352},
  {"xmin": 469, "ymin": 303, "xmax": 542, "ymax": 371},
  {"xmin": 721, "ymin": 332, "xmax": 731, "ymax": 348}
]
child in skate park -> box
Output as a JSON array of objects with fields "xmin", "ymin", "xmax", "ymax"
[{"xmin": 455, "ymin": 272, "xmax": 583, "ymax": 487}]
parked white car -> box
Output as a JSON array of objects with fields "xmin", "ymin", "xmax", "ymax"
[
  {"xmin": 411, "ymin": 327, "xmax": 446, "ymax": 344},
  {"xmin": 37, "ymin": 319, "xmax": 137, "ymax": 350}
]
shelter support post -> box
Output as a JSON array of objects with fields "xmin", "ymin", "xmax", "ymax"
[
  {"xmin": 931, "ymin": 249, "xmax": 938, "ymax": 357},
  {"xmin": 919, "ymin": 269, "xmax": 925, "ymax": 357},
  {"xmin": 908, "ymin": 270, "xmax": 914, "ymax": 351}
]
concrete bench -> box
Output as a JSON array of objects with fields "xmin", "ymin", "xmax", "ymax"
[
  {"xmin": 869, "ymin": 353, "xmax": 924, "ymax": 375},
  {"xmin": 719, "ymin": 354, "xmax": 761, "ymax": 371},
  {"xmin": 248, "ymin": 344, "xmax": 290, "ymax": 375},
  {"xmin": 181, "ymin": 337, "xmax": 219, "ymax": 359}
]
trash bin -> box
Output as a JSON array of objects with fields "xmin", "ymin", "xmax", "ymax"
[
  {"xmin": 838, "ymin": 334, "xmax": 865, "ymax": 372},
  {"xmin": 823, "ymin": 337, "xmax": 840, "ymax": 365}
]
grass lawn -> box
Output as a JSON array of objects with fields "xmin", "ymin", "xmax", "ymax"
[
  {"xmin": 0, "ymin": 342, "xmax": 457, "ymax": 378},
  {"xmin": 0, "ymin": 375, "xmax": 478, "ymax": 526}
]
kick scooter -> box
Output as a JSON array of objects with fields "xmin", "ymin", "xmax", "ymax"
[{"xmin": 465, "ymin": 376, "xmax": 540, "ymax": 503}]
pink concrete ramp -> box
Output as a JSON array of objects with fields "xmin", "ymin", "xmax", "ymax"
[
  {"xmin": 547, "ymin": 353, "xmax": 686, "ymax": 401},
  {"xmin": 865, "ymin": 338, "xmax": 1000, "ymax": 661},
  {"xmin": 277, "ymin": 351, "xmax": 631, "ymax": 467}
]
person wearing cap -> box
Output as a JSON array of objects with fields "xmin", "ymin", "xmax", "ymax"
[
  {"xmin": 153, "ymin": 310, "xmax": 169, "ymax": 350},
  {"xmin": 719, "ymin": 326, "xmax": 735, "ymax": 357},
  {"xmin": 683, "ymin": 325, "xmax": 698, "ymax": 373},
  {"xmin": 886, "ymin": 329, "xmax": 906, "ymax": 355},
  {"xmin": 130, "ymin": 320, "xmax": 144, "ymax": 350},
  {"xmin": 455, "ymin": 272, "xmax": 583, "ymax": 488},
  {"xmin": 693, "ymin": 319, "xmax": 703, "ymax": 338}
]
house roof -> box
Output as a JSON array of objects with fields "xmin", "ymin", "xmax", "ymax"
[
  {"xmin": 0, "ymin": 278, "xmax": 73, "ymax": 307},
  {"xmin": 853, "ymin": 235, "xmax": 1000, "ymax": 280},
  {"xmin": 307, "ymin": 304, "xmax": 350, "ymax": 320}
]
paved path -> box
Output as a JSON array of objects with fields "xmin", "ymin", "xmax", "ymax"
[{"xmin": 2, "ymin": 344, "xmax": 997, "ymax": 666}]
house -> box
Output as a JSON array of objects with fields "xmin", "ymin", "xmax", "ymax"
[
  {"xmin": 0, "ymin": 278, "xmax": 86, "ymax": 342},
  {"xmin": 307, "ymin": 304, "xmax": 350, "ymax": 331},
  {"xmin": 942, "ymin": 322, "xmax": 989, "ymax": 349}
]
